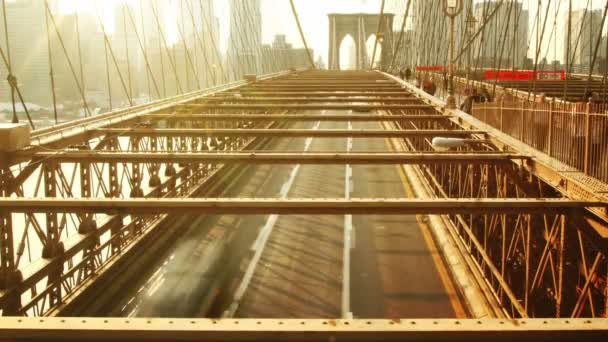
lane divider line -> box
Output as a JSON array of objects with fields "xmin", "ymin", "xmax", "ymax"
[
  {"xmin": 384, "ymin": 134, "xmax": 468, "ymax": 318},
  {"xmin": 342, "ymin": 119, "xmax": 354, "ymax": 319},
  {"xmin": 223, "ymin": 118, "xmax": 322, "ymax": 317}
]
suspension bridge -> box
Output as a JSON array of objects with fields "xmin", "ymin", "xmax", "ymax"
[{"xmin": 0, "ymin": 0, "xmax": 608, "ymax": 340}]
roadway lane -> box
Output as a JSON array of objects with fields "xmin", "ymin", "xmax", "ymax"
[
  {"xmin": 99, "ymin": 109, "xmax": 466, "ymax": 319},
  {"xmin": 102, "ymin": 120, "xmax": 317, "ymax": 318},
  {"xmin": 350, "ymin": 120, "xmax": 464, "ymax": 318},
  {"xmin": 230, "ymin": 110, "xmax": 466, "ymax": 319},
  {"xmin": 230, "ymin": 113, "xmax": 346, "ymax": 318}
]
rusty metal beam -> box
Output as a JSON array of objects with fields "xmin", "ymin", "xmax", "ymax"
[
  {"xmin": 21, "ymin": 152, "xmax": 528, "ymax": 164},
  {"xmin": 177, "ymin": 104, "xmax": 432, "ymax": 111},
  {"xmin": 385, "ymin": 72, "xmax": 608, "ymax": 230},
  {"xmin": 223, "ymin": 91, "xmax": 412, "ymax": 97},
  {"xmin": 90, "ymin": 128, "xmax": 482, "ymax": 138},
  {"xmin": 141, "ymin": 114, "xmax": 449, "ymax": 122},
  {"xmin": 26, "ymin": 71, "xmax": 294, "ymax": 148},
  {"xmin": 0, "ymin": 198, "xmax": 600, "ymax": 215},
  {"xmin": 0, "ymin": 317, "xmax": 606, "ymax": 341},
  {"xmin": 246, "ymin": 84, "xmax": 401, "ymax": 88},
  {"xmin": 200, "ymin": 96, "xmax": 421, "ymax": 103}
]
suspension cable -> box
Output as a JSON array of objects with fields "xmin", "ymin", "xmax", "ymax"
[
  {"xmin": 44, "ymin": 0, "xmax": 93, "ymax": 117},
  {"xmin": 583, "ymin": 0, "xmax": 608, "ymax": 97},
  {"xmin": 0, "ymin": 0, "xmax": 34, "ymax": 128},
  {"xmin": 150, "ymin": 0, "xmax": 184, "ymax": 94},
  {"xmin": 94, "ymin": 4, "xmax": 134, "ymax": 107},
  {"xmin": 75, "ymin": 10, "xmax": 87, "ymax": 117},
  {"xmin": 124, "ymin": 3, "xmax": 162, "ymax": 98},
  {"xmin": 388, "ymin": 0, "xmax": 412, "ymax": 72},
  {"xmin": 43, "ymin": 4, "xmax": 58, "ymax": 124},
  {"xmin": 453, "ymin": 0, "xmax": 504, "ymax": 64},
  {"xmin": 289, "ymin": 0, "xmax": 315, "ymax": 69},
  {"xmin": 121, "ymin": 4, "xmax": 134, "ymax": 101},
  {"xmin": 369, "ymin": 0, "xmax": 386, "ymax": 70}
]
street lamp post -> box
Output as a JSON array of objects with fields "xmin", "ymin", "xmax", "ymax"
[{"xmin": 443, "ymin": 0, "xmax": 464, "ymax": 109}]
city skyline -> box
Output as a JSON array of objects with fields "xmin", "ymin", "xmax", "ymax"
[{"xmin": 0, "ymin": 0, "xmax": 606, "ymax": 111}]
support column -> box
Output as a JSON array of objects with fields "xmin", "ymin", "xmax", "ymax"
[
  {"xmin": 357, "ymin": 16, "xmax": 363, "ymax": 69},
  {"xmin": 328, "ymin": 16, "xmax": 337, "ymax": 70},
  {"xmin": 78, "ymin": 149, "xmax": 98, "ymax": 278},
  {"xmin": 0, "ymin": 208, "xmax": 21, "ymax": 315},
  {"xmin": 42, "ymin": 162, "xmax": 64, "ymax": 308}
]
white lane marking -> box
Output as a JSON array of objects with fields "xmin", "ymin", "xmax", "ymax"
[
  {"xmin": 342, "ymin": 119, "xmax": 354, "ymax": 319},
  {"xmin": 223, "ymin": 118, "xmax": 323, "ymax": 318}
]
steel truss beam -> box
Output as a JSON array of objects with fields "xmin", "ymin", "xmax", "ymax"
[
  {"xmin": 223, "ymin": 91, "xmax": 413, "ymax": 96},
  {"xmin": 22, "ymin": 152, "xmax": 529, "ymax": 164},
  {"xmin": 246, "ymin": 84, "xmax": 400, "ymax": 88},
  {"xmin": 0, "ymin": 198, "xmax": 600, "ymax": 215},
  {"xmin": 385, "ymin": 71, "xmax": 608, "ymax": 318},
  {"xmin": 90, "ymin": 128, "xmax": 483, "ymax": 138},
  {"xmin": 0, "ymin": 317, "xmax": 606, "ymax": 341},
  {"xmin": 199, "ymin": 96, "xmax": 421, "ymax": 103},
  {"xmin": 142, "ymin": 114, "xmax": 451, "ymax": 122},
  {"xmin": 177, "ymin": 104, "xmax": 432, "ymax": 111}
]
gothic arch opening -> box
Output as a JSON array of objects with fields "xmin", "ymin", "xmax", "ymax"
[
  {"xmin": 339, "ymin": 34, "xmax": 357, "ymax": 70},
  {"xmin": 365, "ymin": 34, "xmax": 382, "ymax": 69}
]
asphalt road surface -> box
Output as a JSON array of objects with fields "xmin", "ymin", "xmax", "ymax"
[{"xmin": 101, "ymin": 109, "xmax": 465, "ymax": 319}]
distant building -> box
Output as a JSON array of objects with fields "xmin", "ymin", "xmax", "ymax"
[
  {"xmin": 391, "ymin": 29, "xmax": 415, "ymax": 70},
  {"xmin": 112, "ymin": 4, "xmax": 141, "ymax": 102},
  {"xmin": 175, "ymin": 0, "xmax": 222, "ymax": 88},
  {"xmin": 46, "ymin": 12, "xmax": 106, "ymax": 108},
  {"xmin": 0, "ymin": 0, "xmax": 51, "ymax": 106},
  {"xmin": 261, "ymin": 35, "xmax": 313, "ymax": 73},
  {"xmin": 473, "ymin": 1, "xmax": 529, "ymax": 69},
  {"xmin": 227, "ymin": 0, "xmax": 262, "ymax": 80},
  {"xmin": 564, "ymin": 9, "xmax": 604, "ymax": 69}
]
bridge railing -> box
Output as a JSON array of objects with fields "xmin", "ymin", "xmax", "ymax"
[{"xmin": 472, "ymin": 99, "xmax": 608, "ymax": 185}]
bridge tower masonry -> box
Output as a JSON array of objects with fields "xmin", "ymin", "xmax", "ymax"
[{"xmin": 328, "ymin": 13, "xmax": 394, "ymax": 70}]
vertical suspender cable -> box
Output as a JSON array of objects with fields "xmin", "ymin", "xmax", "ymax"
[
  {"xmin": 564, "ymin": 0, "xmax": 571, "ymax": 100},
  {"xmin": 1, "ymin": 0, "xmax": 34, "ymax": 128},
  {"xmin": 150, "ymin": 0, "xmax": 184, "ymax": 95},
  {"xmin": 140, "ymin": 0, "xmax": 152, "ymax": 100},
  {"xmin": 583, "ymin": 0, "xmax": 608, "ymax": 97},
  {"xmin": 44, "ymin": 5, "xmax": 58, "ymax": 124},
  {"xmin": 196, "ymin": 0, "xmax": 226, "ymax": 85},
  {"xmin": 528, "ymin": 0, "xmax": 551, "ymax": 101},
  {"xmin": 44, "ymin": 0, "xmax": 92, "ymax": 116},
  {"xmin": 75, "ymin": 10, "xmax": 87, "ymax": 117},
  {"xmin": 104, "ymin": 36, "xmax": 113, "ymax": 110},
  {"xmin": 388, "ymin": 0, "xmax": 412, "ymax": 72},
  {"xmin": 124, "ymin": 3, "xmax": 162, "ymax": 98},
  {"xmin": 154, "ymin": 0, "xmax": 167, "ymax": 98},
  {"xmin": 1, "ymin": 0, "xmax": 16, "ymax": 123},
  {"xmin": 122, "ymin": 4, "xmax": 133, "ymax": 102}
]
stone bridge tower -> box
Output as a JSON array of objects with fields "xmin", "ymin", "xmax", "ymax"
[{"xmin": 328, "ymin": 13, "xmax": 394, "ymax": 70}]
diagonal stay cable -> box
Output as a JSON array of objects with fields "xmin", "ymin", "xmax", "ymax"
[
  {"xmin": 289, "ymin": 0, "xmax": 315, "ymax": 69},
  {"xmin": 388, "ymin": 0, "xmax": 413, "ymax": 72},
  {"xmin": 43, "ymin": 0, "xmax": 92, "ymax": 117},
  {"xmin": 369, "ymin": 0, "xmax": 386, "ymax": 70}
]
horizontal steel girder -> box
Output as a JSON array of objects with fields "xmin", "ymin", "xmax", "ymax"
[
  {"xmin": 143, "ymin": 114, "xmax": 451, "ymax": 122},
  {"xmin": 24, "ymin": 152, "xmax": 529, "ymax": 164},
  {"xmin": 1, "ymin": 317, "xmax": 606, "ymax": 341},
  {"xmin": 200, "ymin": 96, "xmax": 421, "ymax": 103},
  {"xmin": 90, "ymin": 128, "xmax": 483, "ymax": 138},
  {"xmin": 223, "ymin": 91, "xmax": 413, "ymax": 97},
  {"xmin": 177, "ymin": 104, "xmax": 432, "ymax": 110},
  {"xmin": 0, "ymin": 198, "xmax": 601, "ymax": 215}
]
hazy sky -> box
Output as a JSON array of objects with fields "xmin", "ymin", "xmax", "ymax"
[{"xmin": 52, "ymin": 0, "xmax": 608, "ymax": 63}]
